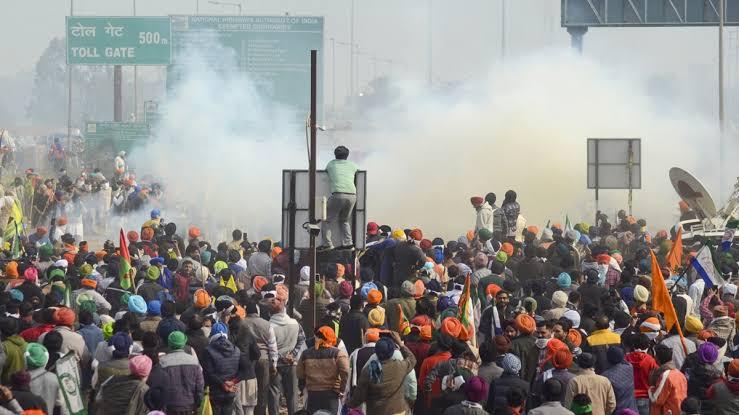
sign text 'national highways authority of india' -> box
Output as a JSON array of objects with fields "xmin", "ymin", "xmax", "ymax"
[
  {"xmin": 66, "ymin": 17, "xmax": 171, "ymax": 65},
  {"xmin": 84, "ymin": 122, "xmax": 150, "ymax": 141}
]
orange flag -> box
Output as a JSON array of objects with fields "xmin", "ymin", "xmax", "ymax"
[
  {"xmin": 650, "ymin": 250, "xmax": 687, "ymax": 354},
  {"xmin": 666, "ymin": 227, "xmax": 683, "ymax": 273}
]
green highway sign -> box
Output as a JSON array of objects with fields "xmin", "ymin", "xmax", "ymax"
[
  {"xmin": 84, "ymin": 122, "xmax": 150, "ymax": 141},
  {"xmin": 66, "ymin": 17, "xmax": 171, "ymax": 65},
  {"xmin": 169, "ymin": 15, "xmax": 323, "ymax": 119}
]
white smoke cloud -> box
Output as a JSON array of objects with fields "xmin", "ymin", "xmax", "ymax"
[{"xmin": 129, "ymin": 46, "xmax": 720, "ymax": 244}]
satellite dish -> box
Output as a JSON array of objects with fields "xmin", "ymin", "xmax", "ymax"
[{"xmin": 669, "ymin": 167, "xmax": 717, "ymax": 220}]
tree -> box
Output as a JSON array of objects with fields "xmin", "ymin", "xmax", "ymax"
[{"xmin": 27, "ymin": 37, "xmax": 114, "ymax": 128}]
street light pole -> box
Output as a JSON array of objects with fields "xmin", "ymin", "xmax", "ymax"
[
  {"xmin": 349, "ymin": 0, "xmax": 355, "ymax": 98},
  {"xmin": 330, "ymin": 37, "xmax": 336, "ymax": 115},
  {"xmin": 427, "ymin": 0, "xmax": 432, "ymax": 86},
  {"xmin": 720, "ymin": 0, "xmax": 726, "ymax": 201}
]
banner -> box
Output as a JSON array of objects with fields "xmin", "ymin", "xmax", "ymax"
[{"xmin": 56, "ymin": 351, "xmax": 86, "ymax": 415}]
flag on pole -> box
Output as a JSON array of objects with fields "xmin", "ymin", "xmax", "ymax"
[
  {"xmin": 666, "ymin": 227, "xmax": 683, "ymax": 273},
  {"xmin": 545, "ymin": 219, "xmax": 551, "ymax": 229},
  {"xmin": 397, "ymin": 304, "xmax": 410, "ymax": 336},
  {"xmin": 458, "ymin": 274, "xmax": 476, "ymax": 347},
  {"xmin": 119, "ymin": 228, "xmax": 132, "ymax": 290},
  {"xmin": 650, "ymin": 250, "xmax": 687, "ymax": 354},
  {"xmin": 220, "ymin": 275, "xmax": 238, "ymax": 293},
  {"xmin": 199, "ymin": 387, "xmax": 213, "ymax": 415},
  {"xmin": 691, "ymin": 246, "xmax": 721, "ymax": 288},
  {"xmin": 564, "ymin": 215, "xmax": 572, "ymax": 231}
]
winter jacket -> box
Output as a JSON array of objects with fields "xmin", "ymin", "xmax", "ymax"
[
  {"xmin": 583, "ymin": 329, "xmax": 621, "ymax": 374},
  {"xmin": 648, "ymin": 365, "xmax": 687, "ymax": 415},
  {"xmin": 490, "ymin": 204, "xmax": 508, "ymax": 236},
  {"xmin": 346, "ymin": 344, "xmax": 416, "ymax": 415},
  {"xmin": 99, "ymin": 375, "xmax": 149, "ymax": 415},
  {"xmin": 139, "ymin": 316, "xmax": 161, "ymax": 334},
  {"xmin": 707, "ymin": 378, "xmax": 739, "ymax": 415},
  {"xmin": 28, "ymin": 367, "xmax": 58, "ymax": 415},
  {"xmin": 10, "ymin": 387, "xmax": 46, "ymax": 413},
  {"xmin": 501, "ymin": 201, "xmax": 520, "ymax": 235},
  {"xmin": 419, "ymin": 351, "xmax": 452, "ymax": 407},
  {"xmin": 510, "ymin": 334, "xmax": 538, "ymax": 383},
  {"xmin": 1, "ymin": 335, "xmax": 26, "ymax": 385},
  {"xmin": 152, "ymin": 349, "xmax": 204, "ymax": 412},
  {"xmin": 247, "ymin": 252, "xmax": 271, "ymax": 277},
  {"xmin": 392, "ymin": 242, "xmax": 426, "ymax": 287},
  {"xmin": 297, "ymin": 346, "xmax": 349, "ymax": 393},
  {"xmin": 564, "ymin": 369, "xmax": 616, "ymax": 415},
  {"xmin": 442, "ymin": 401, "xmax": 490, "ymax": 415},
  {"xmin": 96, "ymin": 358, "xmax": 130, "ymax": 390},
  {"xmin": 136, "ymin": 280, "xmax": 163, "ymax": 303},
  {"xmin": 185, "ymin": 328, "xmax": 209, "ymax": 361},
  {"xmin": 475, "ymin": 202, "xmax": 494, "ymax": 233},
  {"xmin": 516, "ymin": 257, "xmax": 544, "ymax": 286},
  {"xmin": 487, "ymin": 373, "xmax": 529, "ymax": 414},
  {"xmin": 237, "ymin": 314, "xmax": 278, "ymax": 366},
  {"xmin": 684, "ymin": 359, "xmax": 722, "ymax": 412},
  {"xmin": 38, "ymin": 326, "xmax": 90, "ymax": 366},
  {"xmin": 527, "ymin": 401, "xmax": 574, "ymax": 415},
  {"xmin": 202, "ymin": 336, "xmax": 242, "ymax": 403},
  {"xmin": 339, "ymin": 310, "xmax": 370, "ymax": 356},
  {"xmin": 601, "ymin": 361, "xmax": 637, "ymax": 413},
  {"xmin": 78, "ymin": 323, "xmax": 103, "ymax": 358},
  {"xmin": 406, "ymin": 339, "xmax": 433, "ymax": 376},
  {"xmin": 270, "ymin": 311, "xmax": 304, "ymax": 366},
  {"xmin": 625, "ymin": 351, "xmax": 659, "ymax": 398}
]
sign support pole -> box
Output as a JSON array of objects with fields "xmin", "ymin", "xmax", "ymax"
[
  {"xmin": 594, "ymin": 140, "xmax": 599, "ymax": 228},
  {"xmin": 628, "ymin": 139, "xmax": 634, "ymax": 216},
  {"xmin": 114, "ymin": 66, "xmax": 123, "ymax": 122},
  {"xmin": 67, "ymin": 0, "xmax": 74, "ymax": 160},
  {"xmin": 308, "ymin": 50, "xmax": 318, "ymax": 331}
]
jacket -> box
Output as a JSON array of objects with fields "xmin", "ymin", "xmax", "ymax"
[
  {"xmin": 419, "ymin": 351, "xmax": 452, "ymax": 406},
  {"xmin": 139, "ymin": 316, "xmax": 161, "ymax": 334},
  {"xmin": 442, "ymin": 401, "xmax": 490, "ymax": 415},
  {"xmin": 270, "ymin": 311, "xmax": 304, "ymax": 366},
  {"xmin": 339, "ymin": 310, "xmax": 369, "ymax": 356},
  {"xmin": 346, "ymin": 344, "xmax": 416, "ymax": 415},
  {"xmin": 28, "ymin": 367, "xmax": 58, "ymax": 415},
  {"xmin": 238, "ymin": 314, "xmax": 278, "ymax": 366},
  {"xmin": 391, "ymin": 242, "xmax": 426, "ymax": 287},
  {"xmin": 96, "ymin": 358, "xmax": 130, "ymax": 390},
  {"xmin": 564, "ymin": 369, "xmax": 616, "ymax": 415},
  {"xmin": 475, "ymin": 202, "xmax": 494, "ymax": 232},
  {"xmin": 1, "ymin": 335, "xmax": 25, "ymax": 385},
  {"xmin": 153, "ymin": 349, "xmax": 204, "ymax": 411},
  {"xmin": 708, "ymin": 316, "xmax": 736, "ymax": 345},
  {"xmin": 78, "ymin": 323, "xmax": 103, "ymax": 358},
  {"xmin": 501, "ymin": 201, "xmax": 520, "ymax": 235},
  {"xmin": 247, "ymin": 252, "xmax": 271, "ymax": 277},
  {"xmin": 39, "ymin": 326, "xmax": 90, "ymax": 366},
  {"xmin": 487, "ymin": 373, "xmax": 529, "ymax": 413},
  {"xmin": 490, "ymin": 203, "xmax": 508, "ymax": 236},
  {"xmin": 583, "ymin": 329, "xmax": 621, "ymax": 374},
  {"xmin": 601, "ymin": 361, "xmax": 637, "ymax": 413},
  {"xmin": 136, "ymin": 280, "xmax": 163, "ymax": 303},
  {"xmin": 707, "ymin": 378, "xmax": 739, "ymax": 415},
  {"xmin": 296, "ymin": 346, "xmax": 349, "ymax": 393},
  {"xmin": 625, "ymin": 351, "xmax": 659, "ymax": 398},
  {"xmin": 578, "ymin": 283, "xmax": 607, "ymax": 313},
  {"xmin": 684, "ymin": 359, "xmax": 722, "ymax": 411},
  {"xmin": 649, "ymin": 366, "xmax": 687, "ymax": 415},
  {"xmin": 510, "ymin": 334, "xmax": 538, "ymax": 383},
  {"xmin": 528, "ymin": 401, "xmax": 575, "ymax": 415},
  {"xmin": 185, "ymin": 328, "xmax": 209, "ymax": 361},
  {"xmin": 202, "ymin": 336, "xmax": 242, "ymax": 402},
  {"xmin": 516, "ymin": 257, "xmax": 543, "ymax": 285},
  {"xmin": 99, "ymin": 375, "xmax": 149, "ymax": 415}
]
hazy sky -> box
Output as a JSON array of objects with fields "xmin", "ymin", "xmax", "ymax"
[{"xmin": 0, "ymin": 0, "xmax": 730, "ymax": 118}]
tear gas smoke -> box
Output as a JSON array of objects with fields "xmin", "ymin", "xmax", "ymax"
[{"xmin": 131, "ymin": 46, "xmax": 720, "ymax": 242}]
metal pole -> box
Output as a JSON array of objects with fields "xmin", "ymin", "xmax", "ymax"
[
  {"xmin": 720, "ymin": 0, "xmax": 726, "ymax": 202},
  {"xmin": 595, "ymin": 140, "xmax": 599, "ymax": 227},
  {"xmin": 331, "ymin": 37, "xmax": 336, "ymax": 115},
  {"xmin": 67, "ymin": 0, "xmax": 74, "ymax": 155},
  {"xmin": 238, "ymin": 4, "xmax": 242, "ymax": 15},
  {"xmin": 133, "ymin": 0, "xmax": 138, "ymax": 122},
  {"xmin": 628, "ymin": 139, "xmax": 634, "ymax": 215},
  {"xmin": 427, "ymin": 0, "xmax": 432, "ymax": 86},
  {"xmin": 196, "ymin": 0, "xmax": 199, "ymax": 14},
  {"xmin": 114, "ymin": 66, "xmax": 123, "ymax": 122},
  {"xmin": 349, "ymin": 0, "xmax": 355, "ymax": 99},
  {"xmin": 308, "ymin": 50, "xmax": 318, "ymax": 331},
  {"xmin": 501, "ymin": 0, "xmax": 506, "ymax": 60}
]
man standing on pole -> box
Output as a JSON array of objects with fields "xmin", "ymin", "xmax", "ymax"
[{"xmin": 319, "ymin": 146, "xmax": 358, "ymax": 251}]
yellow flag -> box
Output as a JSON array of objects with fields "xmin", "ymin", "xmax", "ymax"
[{"xmin": 199, "ymin": 387, "xmax": 213, "ymax": 415}]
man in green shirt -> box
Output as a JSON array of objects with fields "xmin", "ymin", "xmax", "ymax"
[{"xmin": 320, "ymin": 146, "xmax": 358, "ymax": 251}]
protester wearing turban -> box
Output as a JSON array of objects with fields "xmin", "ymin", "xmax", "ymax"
[
  {"xmin": 25, "ymin": 342, "xmax": 58, "ymax": 414},
  {"xmin": 366, "ymin": 289, "xmax": 383, "ymax": 305},
  {"xmin": 128, "ymin": 295, "xmax": 147, "ymax": 315},
  {"xmin": 297, "ymin": 325, "xmax": 349, "ymax": 414},
  {"xmin": 511, "ymin": 313, "xmax": 539, "ymax": 384},
  {"xmin": 707, "ymin": 359, "xmax": 739, "ymax": 414},
  {"xmin": 368, "ymin": 308, "xmax": 386, "ymax": 328},
  {"xmin": 386, "ymin": 281, "xmax": 417, "ymax": 334}
]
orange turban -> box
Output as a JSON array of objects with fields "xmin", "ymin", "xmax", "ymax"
[
  {"xmin": 466, "ymin": 230, "xmax": 475, "ymax": 242},
  {"xmin": 409, "ymin": 229, "xmax": 423, "ymax": 241},
  {"xmin": 458, "ymin": 324, "xmax": 471, "ymax": 341},
  {"xmin": 127, "ymin": 231, "xmax": 139, "ymax": 242},
  {"xmin": 188, "ymin": 227, "xmax": 201, "ymax": 239},
  {"xmin": 441, "ymin": 317, "xmax": 462, "ymax": 338},
  {"xmin": 80, "ymin": 278, "xmax": 97, "ymax": 289},
  {"xmin": 526, "ymin": 226, "xmax": 539, "ymax": 236},
  {"xmin": 5, "ymin": 262, "xmax": 18, "ymax": 278},
  {"xmin": 567, "ymin": 329, "xmax": 582, "ymax": 347},
  {"xmin": 419, "ymin": 325, "xmax": 433, "ymax": 341},
  {"xmin": 193, "ymin": 289, "xmax": 211, "ymax": 308},
  {"xmin": 552, "ymin": 348, "xmax": 573, "ymax": 369},
  {"xmin": 501, "ymin": 243, "xmax": 514, "ymax": 257},
  {"xmin": 54, "ymin": 308, "xmax": 76, "ymax": 326},
  {"xmin": 252, "ymin": 276, "xmax": 268, "ymax": 293},
  {"xmin": 315, "ymin": 326, "xmax": 337, "ymax": 349},
  {"xmin": 271, "ymin": 247, "xmax": 282, "ymax": 259},
  {"xmin": 514, "ymin": 314, "xmax": 536, "ymax": 335},
  {"xmin": 367, "ymin": 289, "xmax": 383, "ymax": 305},
  {"xmin": 414, "ymin": 280, "xmax": 425, "ymax": 299},
  {"xmin": 57, "ymin": 217, "xmax": 68, "ymax": 226},
  {"xmin": 336, "ymin": 263, "xmax": 346, "ymax": 279},
  {"xmin": 486, "ymin": 284, "xmax": 502, "ymax": 297},
  {"xmin": 365, "ymin": 328, "xmax": 381, "ymax": 343},
  {"xmin": 141, "ymin": 227, "xmax": 154, "ymax": 242},
  {"xmin": 698, "ymin": 329, "xmax": 717, "ymax": 341}
]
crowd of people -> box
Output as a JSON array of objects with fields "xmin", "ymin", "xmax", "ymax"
[{"xmin": 0, "ymin": 150, "xmax": 736, "ymax": 415}]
